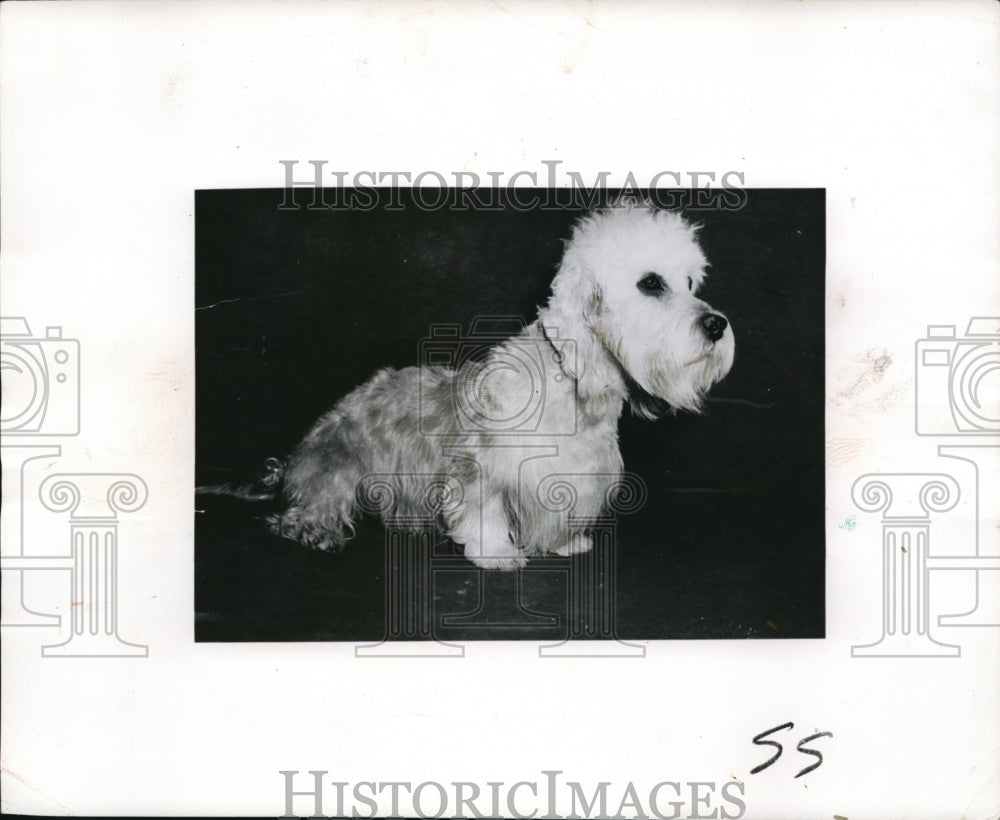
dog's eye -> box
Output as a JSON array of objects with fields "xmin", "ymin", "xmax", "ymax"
[
  {"xmin": 637, "ymin": 273, "xmax": 666, "ymax": 295},
  {"xmin": 687, "ymin": 276, "xmax": 693, "ymax": 291}
]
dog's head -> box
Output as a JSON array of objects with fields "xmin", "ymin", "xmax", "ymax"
[{"xmin": 546, "ymin": 202, "xmax": 734, "ymax": 416}]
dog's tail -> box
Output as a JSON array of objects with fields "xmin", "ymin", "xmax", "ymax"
[{"xmin": 196, "ymin": 457, "xmax": 285, "ymax": 501}]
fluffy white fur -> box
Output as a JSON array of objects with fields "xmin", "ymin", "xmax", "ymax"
[{"xmin": 267, "ymin": 203, "xmax": 735, "ymax": 569}]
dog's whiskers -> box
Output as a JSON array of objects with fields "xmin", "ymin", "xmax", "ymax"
[{"xmin": 683, "ymin": 352, "xmax": 710, "ymax": 367}]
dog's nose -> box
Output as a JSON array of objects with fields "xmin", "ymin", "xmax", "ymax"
[{"xmin": 700, "ymin": 312, "xmax": 728, "ymax": 342}]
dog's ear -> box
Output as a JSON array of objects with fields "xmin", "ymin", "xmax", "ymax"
[
  {"xmin": 540, "ymin": 247, "xmax": 623, "ymax": 408},
  {"xmin": 583, "ymin": 285, "xmax": 603, "ymax": 320}
]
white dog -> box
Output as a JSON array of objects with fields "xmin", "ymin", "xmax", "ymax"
[{"xmin": 225, "ymin": 203, "xmax": 734, "ymax": 569}]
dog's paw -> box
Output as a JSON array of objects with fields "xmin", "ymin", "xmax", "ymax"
[
  {"xmin": 266, "ymin": 510, "xmax": 347, "ymax": 552},
  {"xmin": 463, "ymin": 541, "xmax": 528, "ymax": 571},
  {"xmin": 467, "ymin": 554, "xmax": 529, "ymax": 571},
  {"xmin": 553, "ymin": 533, "xmax": 592, "ymax": 556}
]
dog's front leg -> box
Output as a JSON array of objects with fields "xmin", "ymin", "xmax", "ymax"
[
  {"xmin": 444, "ymin": 487, "xmax": 526, "ymax": 570},
  {"xmin": 551, "ymin": 530, "xmax": 593, "ymax": 556}
]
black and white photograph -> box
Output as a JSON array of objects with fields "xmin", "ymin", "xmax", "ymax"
[
  {"xmin": 2, "ymin": 2, "xmax": 997, "ymax": 818},
  {"xmin": 195, "ymin": 188, "xmax": 825, "ymax": 643}
]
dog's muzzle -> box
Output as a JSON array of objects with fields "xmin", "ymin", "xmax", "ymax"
[{"xmin": 699, "ymin": 312, "xmax": 728, "ymax": 342}]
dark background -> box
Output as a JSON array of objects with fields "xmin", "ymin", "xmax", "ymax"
[{"xmin": 195, "ymin": 188, "xmax": 825, "ymax": 642}]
